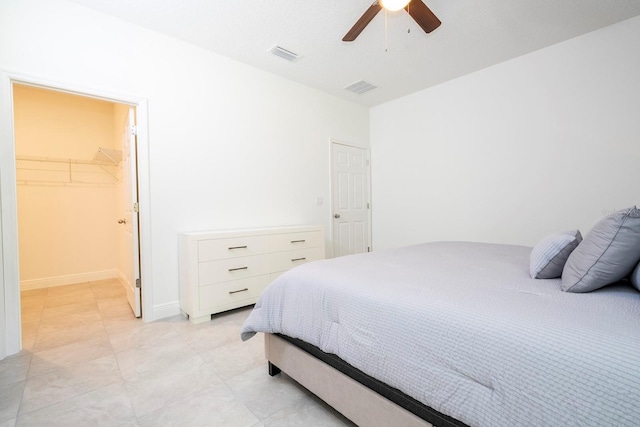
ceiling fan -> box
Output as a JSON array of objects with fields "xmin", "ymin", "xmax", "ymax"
[{"xmin": 343, "ymin": 0, "xmax": 441, "ymax": 42}]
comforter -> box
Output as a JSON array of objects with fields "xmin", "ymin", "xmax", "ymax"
[{"xmin": 241, "ymin": 242, "xmax": 640, "ymax": 427}]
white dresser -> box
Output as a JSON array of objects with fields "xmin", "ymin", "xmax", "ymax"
[{"xmin": 179, "ymin": 225, "xmax": 325, "ymax": 323}]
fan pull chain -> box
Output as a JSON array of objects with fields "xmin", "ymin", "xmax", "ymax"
[
  {"xmin": 406, "ymin": 3, "xmax": 411, "ymax": 34},
  {"xmin": 384, "ymin": 9, "xmax": 389, "ymax": 52}
]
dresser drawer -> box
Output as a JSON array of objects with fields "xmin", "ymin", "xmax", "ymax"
[
  {"xmin": 198, "ymin": 254, "xmax": 269, "ymax": 286},
  {"xmin": 269, "ymin": 231, "xmax": 323, "ymax": 252},
  {"xmin": 199, "ymin": 275, "xmax": 270, "ymax": 311},
  {"xmin": 270, "ymin": 247, "xmax": 324, "ymax": 273},
  {"xmin": 198, "ymin": 235, "xmax": 269, "ymax": 262}
]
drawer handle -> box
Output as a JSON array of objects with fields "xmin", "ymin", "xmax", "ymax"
[
  {"xmin": 228, "ymin": 266, "xmax": 248, "ymax": 272},
  {"xmin": 291, "ymin": 257, "xmax": 306, "ymax": 262},
  {"xmin": 229, "ymin": 288, "xmax": 249, "ymax": 295},
  {"xmin": 291, "ymin": 239, "xmax": 306, "ymax": 243},
  {"xmin": 228, "ymin": 245, "xmax": 248, "ymax": 250}
]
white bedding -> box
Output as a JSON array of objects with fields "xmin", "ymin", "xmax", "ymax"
[{"xmin": 241, "ymin": 242, "xmax": 640, "ymax": 427}]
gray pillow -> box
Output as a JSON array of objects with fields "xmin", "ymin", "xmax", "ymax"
[
  {"xmin": 631, "ymin": 262, "xmax": 640, "ymax": 292},
  {"xmin": 530, "ymin": 230, "xmax": 582, "ymax": 279},
  {"xmin": 561, "ymin": 206, "xmax": 640, "ymax": 293}
]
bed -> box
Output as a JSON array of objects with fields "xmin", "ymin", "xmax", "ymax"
[{"xmin": 240, "ymin": 241, "xmax": 640, "ymax": 427}]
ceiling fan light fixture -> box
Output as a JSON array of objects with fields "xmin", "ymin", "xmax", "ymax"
[
  {"xmin": 342, "ymin": 0, "xmax": 440, "ymax": 42},
  {"xmin": 380, "ymin": 0, "xmax": 411, "ymax": 12}
]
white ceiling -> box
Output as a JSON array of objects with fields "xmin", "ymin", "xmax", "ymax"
[{"xmin": 66, "ymin": 0, "xmax": 640, "ymax": 107}]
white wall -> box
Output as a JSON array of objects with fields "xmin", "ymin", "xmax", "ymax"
[
  {"xmin": 0, "ymin": 0, "xmax": 369, "ymax": 320},
  {"xmin": 371, "ymin": 16, "xmax": 640, "ymax": 250}
]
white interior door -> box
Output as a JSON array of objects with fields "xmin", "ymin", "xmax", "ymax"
[
  {"xmin": 121, "ymin": 108, "xmax": 141, "ymax": 317},
  {"xmin": 331, "ymin": 142, "xmax": 370, "ymax": 257}
]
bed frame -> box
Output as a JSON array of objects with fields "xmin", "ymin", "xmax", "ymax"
[{"xmin": 264, "ymin": 333, "xmax": 467, "ymax": 427}]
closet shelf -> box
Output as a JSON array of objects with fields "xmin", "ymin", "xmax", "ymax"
[
  {"xmin": 93, "ymin": 147, "xmax": 122, "ymax": 164},
  {"xmin": 16, "ymin": 154, "xmax": 118, "ymax": 167},
  {"xmin": 15, "ymin": 154, "xmax": 120, "ymax": 186}
]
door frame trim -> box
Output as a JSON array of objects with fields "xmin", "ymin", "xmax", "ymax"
[
  {"xmin": 329, "ymin": 140, "xmax": 372, "ymax": 258},
  {"xmin": 0, "ymin": 70, "xmax": 153, "ymax": 358}
]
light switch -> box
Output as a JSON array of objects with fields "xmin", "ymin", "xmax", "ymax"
[{"xmin": 316, "ymin": 197, "xmax": 323, "ymax": 206}]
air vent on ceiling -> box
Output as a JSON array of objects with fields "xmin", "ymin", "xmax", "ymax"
[
  {"xmin": 269, "ymin": 46, "xmax": 300, "ymax": 62},
  {"xmin": 345, "ymin": 80, "xmax": 378, "ymax": 95}
]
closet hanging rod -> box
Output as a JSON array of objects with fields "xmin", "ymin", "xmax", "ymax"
[{"xmin": 15, "ymin": 155, "xmax": 117, "ymax": 166}]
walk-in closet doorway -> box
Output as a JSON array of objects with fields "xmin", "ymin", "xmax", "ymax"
[
  {"xmin": 0, "ymin": 74, "xmax": 154, "ymax": 359},
  {"xmin": 12, "ymin": 84, "xmax": 141, "ymax": 350}
]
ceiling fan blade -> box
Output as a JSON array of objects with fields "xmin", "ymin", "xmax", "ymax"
[
  {"xmin": 342, "ymin": 2, "xmax": 383, "ymax": 42},
  {"xmin": 405, "ymin": 0, "xmax": 441, "ymax": 34}
]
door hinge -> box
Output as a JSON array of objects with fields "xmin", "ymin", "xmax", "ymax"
[
  {"xmin": 367, "ymin": 202, "xmax": 370, "ymax": 209},
  {"xmin": 135, "ymin": 278, "xmax": 141, "ymax": 288},
  {"xmin": 130, "ymin": 125, "xmax": 137, "ymax": 136},
  {"xmin": 133, "ymin": 202, "xmax": 139, "ymax": 213},
  {"xmin": 368, "ymin": 247, "xmax": 371, "ymax": 252}
]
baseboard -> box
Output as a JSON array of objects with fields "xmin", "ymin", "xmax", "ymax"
[
  {"xmin": 117, "ymin": 270, "xmax": 126, "ymax": 283},
  {"xmin": 20, "ymin": 269, "xmax": 119, "ymax": 290},
  {"xmin": 151, "ymin": 301, "xmax": 181, "ymax": 321}
]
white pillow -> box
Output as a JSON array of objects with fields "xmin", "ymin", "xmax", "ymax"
[
  {"xmin": 530, "ymin": 230, "xmax": 582, "ymax": 279},
  {"xmin": 562, "ymin": 207, "xmax": 640, "ymax": 293}
]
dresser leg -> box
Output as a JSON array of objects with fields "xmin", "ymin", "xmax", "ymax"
[{"xmin": 190, "ymin": 315, "xmax": 211, "ymax": 324}]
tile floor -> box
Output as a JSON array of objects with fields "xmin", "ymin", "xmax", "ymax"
[{"xmin": 0, "ymin": 279, "xmax": 354, "ymax": 426}]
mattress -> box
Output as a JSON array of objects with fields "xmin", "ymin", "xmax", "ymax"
[{"xmin": 241, "ymin": 242, "xmax": 640, "ymax": 427}]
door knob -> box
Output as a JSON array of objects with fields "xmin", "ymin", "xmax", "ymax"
[
  {"xmin": 118, "ymin": 219, "xmax": 127, "ymax": 224},
  {"xmin": 334, "ymin": 214, "xmax": 340, "ymax": 219}
]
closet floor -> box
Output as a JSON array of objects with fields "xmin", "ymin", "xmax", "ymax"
[{"xmin": 0, "ymin": 279, "xmax": 353, "ymax": 426}]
